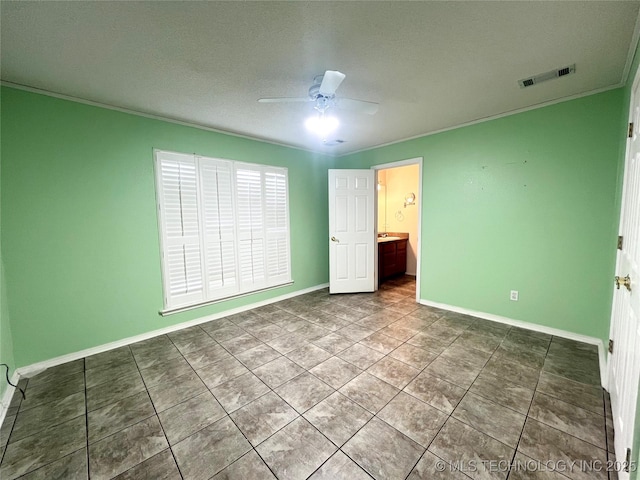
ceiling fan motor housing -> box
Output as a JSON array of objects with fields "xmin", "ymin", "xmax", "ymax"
[{"xmin": 308, "ymin": 84, "xmax": 334, "ymax": 113}]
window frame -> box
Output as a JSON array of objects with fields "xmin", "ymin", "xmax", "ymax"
[{"xmin": 154, "ymin": 149, "xmax": 292, "ymax": 315}]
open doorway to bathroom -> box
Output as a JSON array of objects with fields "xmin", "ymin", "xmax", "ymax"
[{"xmin": 373, "ymin": 158, "xmax": 422, "ymax": 302}]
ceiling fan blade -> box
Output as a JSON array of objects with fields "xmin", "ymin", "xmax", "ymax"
[
  {"xmin": 337, "ymin": 98, "xmax": 379, "ymax": 115},
  {"xmin": 319, "ymin": 70, "xmax": 346, "ymax": 96},
  {"xmin": 258, "ymin": 97, "xmax": 310, "ymax": 103}
]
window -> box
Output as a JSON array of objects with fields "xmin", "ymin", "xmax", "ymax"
[{"xmin": 154, "ymin": 150, "xmax": 291, "ymax": 313}]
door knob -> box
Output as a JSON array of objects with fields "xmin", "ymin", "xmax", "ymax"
[
  {"xmin": 331, "ymin": 236, "xmax": 339, "ymax": 243},
  {"xmin": 615, "ymin": 275, "xmax": 631, "ymax": 292}
]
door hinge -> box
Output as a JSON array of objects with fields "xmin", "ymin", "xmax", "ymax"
[
  {"xmin": 618, "ymin": 235, "xmax": 624, "ymax": 250},
  {"xmin": 625, "ymin": 447, "xmax": 631, "ymax": 472},
  {"xmin": 609, "ymin": 339, "xmax": 614, "ymax": 354},
  {"xmin": 629, "ymin": 123, "xmax": 634, "ymax": 138}
]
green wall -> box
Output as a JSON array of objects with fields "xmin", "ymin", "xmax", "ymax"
[
  {"xmin": 0, "ymin": 87, "xmax": 334, "ymax": 367},
  {"xmin": 342, "ymin": 89, "xmax": 624, "ymax": 344}
]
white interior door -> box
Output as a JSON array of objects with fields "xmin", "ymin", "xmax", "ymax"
[
  {"xmin": 609, "ymin": 73, "xmax": 640, "ymax": 479},
  {"xmin": 328, "ymin": 169, "xmax": 375, "ymax": 293}
]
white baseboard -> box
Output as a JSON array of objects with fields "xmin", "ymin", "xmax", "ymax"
[
  {"xmin": 0, "ymin": 370, "xmax": 20, "ymax": 429},
  {"xmin": 420, "ymin": 298, "xmax": 608, "ymax": 389},
  {"xmin": 16, "ymin": 282, "xmax": 329, "ymax": 379}
]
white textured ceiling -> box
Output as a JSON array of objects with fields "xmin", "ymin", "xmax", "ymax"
[{"xmin": 2, "ymin": 1, "xmax": 639, "ymax": 155}]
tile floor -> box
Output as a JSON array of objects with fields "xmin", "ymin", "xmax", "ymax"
[{"xmin": 0, "ymin": 276, "xmax": 619, "ymax": 480}]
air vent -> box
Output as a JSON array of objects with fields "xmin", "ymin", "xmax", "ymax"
[
  {"xmin": 518, "ymin": 64, "xmax": 576, "ymax": 88},
  {"xmin": 323, "ymin": 139, "xmax": 345, "ymax": 146}
]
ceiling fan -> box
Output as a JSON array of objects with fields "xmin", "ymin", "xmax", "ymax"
[{"xmin": 258, "ymin": 70, "xmax": 379, "ymax": 115}]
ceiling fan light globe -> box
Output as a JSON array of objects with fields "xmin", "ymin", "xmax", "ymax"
[{"xmin": 305, "ymin": 115, "xmax": 339, "ymax": 137}]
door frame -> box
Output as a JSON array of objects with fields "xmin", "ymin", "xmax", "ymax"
[{"xmin": 371, "ymin": 157, "xmax": 423, "ymax": 303}]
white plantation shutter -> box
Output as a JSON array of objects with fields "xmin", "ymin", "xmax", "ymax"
[
  {"xmin": 155, "ymin": 151, "xmax": 204, "ymax": 308},
  {"xmin": 236, "ymin": 165, "xmax": 266, "ymax": 290},
  {"xmin": 265, "ymin": 169, "xmax": 291, "ymax": 285},
  {"xmin": 155, "ymin": 150, "xmax": 291, "ymax": 312},
  {"xmin": 198, "ymin": 157, "xmax": 239, "ymax": 298}
]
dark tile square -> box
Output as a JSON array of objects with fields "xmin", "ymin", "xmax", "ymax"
[
  {"xmin": 309, "ymin": 450, "xmax": 371, "ymax": 480},
  {"xmin": 133, "ymin": 344, "xmax": 182, "ymax": 370},
  {"xmin": 21, "ymin": 372, "xmax": 85, "ymax": 410},
  {"xmin": 0, "ymin": 416, "xmax": 86, "ymax": 480},
  {"xmin": 88, "ymin": 390, "xmax": 155, "ymax": 443},
  {"xmin": 235, "ymin": 343, "xmax": 282, "ymax": 370},
  {"xmin": 158, "ymin": 391, "xmax": 226, "ymax": 445},
  {"xmin": 254, "ymin": 356, "xmax": 304, "ymax": 388},
  {"xmin": 139, "ymin": 357, "xmax": 193, "ymax": 389},
  {"xmin": 424, "ymin": 355, "xmax": 482, "ymax": 389},
  {"xmin": 367, "ymin": 356, "xmax": 420, "ymax": 389},
  {"xmin": 303, "ymin": 391, "xmax": 372, "ymax": 446},
  {"xmin": 528, "ymin": 392, "xmax": 606, "ymax": 448},
  {"xmin": 389, "ymin": 343, "xmax": 438, "ymax": 369},
  {"xmin": 86, "ymin": 347, "xmax": 133, "ymax": 372},
  {"xmin": 25, "ymin": 359, "xmax": 84, "ymax": 388},
  {"xmin": 173, "ymin": 329, "xmax": 216, "ymax": 355},
  {"xmin": 404, "ymin": 372, "xmax": 466, "ymax": 414},
  {"xmin": 275, "ymin": 372, "xmax": 334, "ymax": 413},
  {"xmin": 196, "ymin": 356, "xmax": 249, "ymax": 389},
  {"xmin": 112, "ymin": 449, "xmax": 181, "ymax": 480},
  {"xmin": 311, "ymin": 332, "xmax": 355, "ymax": 355},
  {"xmin": 230, "ymin": 391, "xmax": 298, "ymax": 446},
  {"xmin": 172, "ymin": 416, "xmax": 251, "ymax": 480},
  {"xmin": 518, "ymin": 418, "xmax": 607, "ymax": 480},
  {"xmin": 468, "ymin": 371, "xmax": 534, "ymax": 414},
  {"xmin": 147, "ymin": 370, "xmax": 207, "ymax": 412},
  {"xmin": 256, "ymin": 417, "xmax": 336, "ymax": 480},
  {"xmin": 210, "ymin": 372, "xmax": 270, "ymax": 413},
  {"xmin": 88, "ymin": 416, "xmax": 169, "ymax": 480},
  {"xmin": 378, "ymin": 392, "xmax": 448, "ymax": 447},
  {"xmin": 452, "ymin": 331, "xmax": 502, "ymax": 354},
  {"xmin": 482, "ymin": 356, "xmax": 541, "ymax": 390},
  {"xmin": 337, "ymin": 343, "xmax": 385, "ymax": 369},
  {"xmin": 359, "ymin": 331, "xmax": 403, "ymax": 354},
  {"xmin": 266, "ymin": 332, "xmax": 308, "ymax": 354},
  {"xmin": 337, "ymin": 324, "xmax": 376, "ymax": 342},
  {"xmin": 407, "ymin": 451, "xmax": 470, "ymax": 480},
  {"xmin": 10, "ymin": 390, "xmax": 85, "ymax": 443},
  {"xmin": 428, "ymin": 417, "xmax": 513, "ymax": 480},
  {"xmin": 183, "ymin": 343, "xmax": 231, "ymax": 370},
  {"xmin": 339, "ymin": 372, "xmax": 399, "ymax": 413},
  {"xmin": 310, "ymin": 356, "xmax": 362, "ymax": 389},
  {"xmin": 536, "ymin": 371, "xmax": 603, "ymax": 415},
  {"xmin": 342, "ymin": 417, "xmax": 424, "ymax": 480},
  {"xmin": 286, "ymin": 343, "xmax": 332, "ymax": 369},
  {"xmin": 86, "ymin": 371, "xmax": 145, "ymax": 412},
  {"xmin": 16, "ymin": 448, "xmax": 88, "ymax": 480},
  {"xmin": 211, "ymin": 450, "xmax": 277, "ymax": 479},
  {"xmin": 452, "ymin": 392, "xmax": 526, "ymax": 448},
  {"xmin": 219, "ymin": 333, "xmax": 263, "ymax": 355}
]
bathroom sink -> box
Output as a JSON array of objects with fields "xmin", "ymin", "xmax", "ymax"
[{"xmin": 378, "ymin": 236, "xmax": 402, "ymax": 242}]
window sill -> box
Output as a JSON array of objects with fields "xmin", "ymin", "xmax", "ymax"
[{"xmin": 159, "ymin": 281, "xmax": 294, "ymax": 316}]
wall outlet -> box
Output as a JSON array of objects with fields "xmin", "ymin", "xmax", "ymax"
[{"xmin": 510, "ymin": 290, "xmax": 519, "ymax": 301}]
